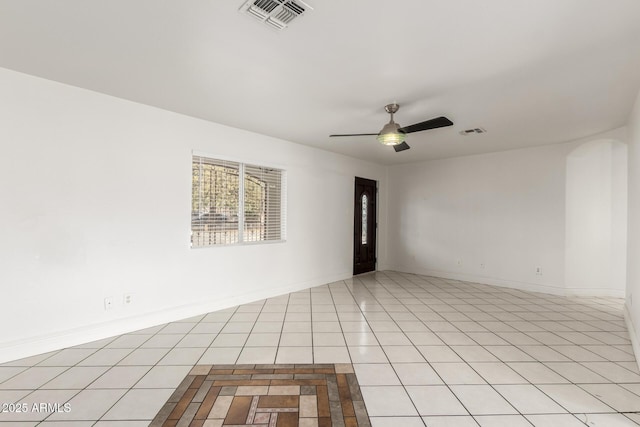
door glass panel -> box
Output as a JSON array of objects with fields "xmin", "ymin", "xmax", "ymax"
[{"xmin": 362, "ymin": 193, "xmax": 368, "ymax": 244}]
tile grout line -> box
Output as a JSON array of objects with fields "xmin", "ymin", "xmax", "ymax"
[
  {"xmin": 345, "ymin": 273, "xmax": 434, "ymax": 425},
  {"xmin": 1, "ymin": 271, "xmax": 638, "ymax": 426}
]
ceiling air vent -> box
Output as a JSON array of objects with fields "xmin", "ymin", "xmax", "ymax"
[
  {"xmin": 240, "ymin": 0, "xmax": 312, "ymax": 31},
  {"xmin": 459, "ymin": 127, "xmax": 487, "ymax": 135}
]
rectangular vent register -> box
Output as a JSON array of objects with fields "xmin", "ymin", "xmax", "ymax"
[{"xmin": 240, "ymin": 0, "xmax": 313, "ymax": 30}]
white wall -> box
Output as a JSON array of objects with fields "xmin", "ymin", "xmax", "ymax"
[
  {"xmin": 627, "ymin": 88, "xmax": 640, "ymax": 359},
  {"xmin": 2, "ymin": 63, "xmax": 634, "ymax": 364},
  {"xmin": 0, "ymin": 68, "xmax": 387, "ymax": 363},
  {"xmin": 386, "ymin": 130, "xmax": 626, "ymax": 295},
  {"xmin": 565, "ymin": 140, "xmax": 627, "ymax": 296}
]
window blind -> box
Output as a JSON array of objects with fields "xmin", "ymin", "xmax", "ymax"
[
  {"xmin": 191, "ymin": 155, "xmax": 286, "ymax": 247},
  {"xmin": 244, "ymin": 164, "xmax": 286, "ymax": 242},
  {"xmin": 191, "ymin": 156, "xmax": 240, "ymax": 247}
]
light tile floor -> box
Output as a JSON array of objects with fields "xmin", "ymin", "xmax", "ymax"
[{"xmin": 2, "ymin": 271, "xmax": 640, "ymax": 426}]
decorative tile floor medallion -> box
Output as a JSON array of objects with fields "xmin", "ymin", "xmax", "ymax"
[{"xmin": 150, "ymin": 363, "xmax": 371, "ymax": 427}]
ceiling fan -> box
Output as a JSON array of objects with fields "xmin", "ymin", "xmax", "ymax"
[{"xmin": 329, "ymin": 103, "xmax": 453, "ymax": 152}]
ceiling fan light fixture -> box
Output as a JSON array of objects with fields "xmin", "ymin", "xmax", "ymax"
[
  {"xmin": 377, "ymin": 122, "xmax": 406, "ymax": 146},
  {"xmin": 330, "ymin": 102, "xmax": 453, "ymax": 154}
]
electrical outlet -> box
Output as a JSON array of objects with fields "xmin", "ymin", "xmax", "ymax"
[
  {"xmin": 104, "ymin": 297, "xmax": 114, "ymax": 310},
  {"xmin": 535, "ymin": 266, "xmax": 542, "ymax": 275},
  {"xmin": 123, "ymin": 293, "xmax": 134, "ymax": 306},
  {"xmin": 480, "ymin": 263, "xmax": 485, "ymax": 269},
  {"xmin": 456, "ymin": 259, "xmax": 462, "ymax": 266}
]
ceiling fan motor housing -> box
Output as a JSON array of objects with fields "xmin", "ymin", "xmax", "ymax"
[{"xmin": 384, "ymin": 103, "xmax": 400, "ymax": 115}]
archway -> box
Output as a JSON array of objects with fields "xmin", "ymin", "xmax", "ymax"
[{"xmin": 565, "ymin": 139, "xmax": 627, "ymax": 296}]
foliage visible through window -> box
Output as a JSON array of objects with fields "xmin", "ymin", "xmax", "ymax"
[{"xmin": 191, "ymin": 156, "xmax": 286, "ymax": 247}]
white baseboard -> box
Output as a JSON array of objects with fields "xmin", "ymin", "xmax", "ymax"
[
  {"xmin": 0, "ymin": 271, "xmax": 352, "ymax": 364},
  {"xmin": 377, "ymin": 263, "xmax": 392, "ymax": 272},
  {"xmin": 390, "ymin": 265, "xmax": 568, "ymax": 295},
  {"xmin": 565, "ymin": 288, "xmax": 625, "ymax": 298},
  {"xmin": 624, "ymin": 303, "xmax": 640, "ymax": 373},
  {"xmin": 389, "ymin": 265, "xmax": 625, "ymax": 298}
]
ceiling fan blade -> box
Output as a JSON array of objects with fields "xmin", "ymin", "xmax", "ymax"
[
  {"xmin": 329, "ymin": 133, "xmax": 379, "ymax": 137},
  {"xmin": 393, "ymin": 142, "xmax": 411, "ymax": 152},
  {"xmin": 398, "ymin": 116, "xmax": 453, "ymax": 134}
]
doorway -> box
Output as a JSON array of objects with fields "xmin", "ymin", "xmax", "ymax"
[{"xmin": 354, "ymin": 177, "xmax": 377, "ymax": 275}]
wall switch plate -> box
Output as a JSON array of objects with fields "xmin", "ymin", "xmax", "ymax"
[
  {"xmin": 104, "ymin": 297, "xmax": 114, "ymax": 310},
  {"xmin": 535, "ymin": 266, "xmax": 542, "ymax": 275},
  {"xmin": 480, "ymin": 263, "xmax": 485, "ymax": 269}
]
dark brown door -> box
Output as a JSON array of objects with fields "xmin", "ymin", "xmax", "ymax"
[{"xmin": 354, "ymin": 177, "xmax": 377, "ymax": 275}]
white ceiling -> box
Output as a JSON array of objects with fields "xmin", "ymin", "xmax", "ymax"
[{"xmin": 2, "ymin": 0, "xmax": 640, "ymax": 165}]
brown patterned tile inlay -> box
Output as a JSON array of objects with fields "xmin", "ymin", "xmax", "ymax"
[{"xmin": 150, "ymin": 364, "xmax": 371, "ymax": 427}]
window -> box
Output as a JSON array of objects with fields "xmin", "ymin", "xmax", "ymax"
[
  {"xmin": 361, "ymin": 193, "xmax": 368, "ymax": 245},
  {"xmin": 191, "ymin": 155, "xmax": 286, "ymax": 247}
]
